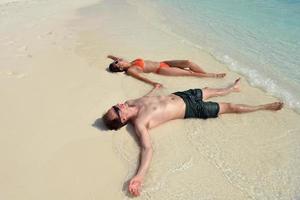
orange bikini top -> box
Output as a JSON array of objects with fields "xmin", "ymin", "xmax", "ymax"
[{"xmin": 131, "ymin": 58, "xmax": 145, "ymax": 70}]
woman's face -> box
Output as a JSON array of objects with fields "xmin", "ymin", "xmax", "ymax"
[
  {"xmin": 109, "ymin": 61, "xmax": 124, "ymax": 72},
  {"xmin": 116, "ymin": 60, "xmax": 128, "ymax": 69},
  {"xmin": 109, "ymin": 59, "xmax": 130, "ymax": 72}
]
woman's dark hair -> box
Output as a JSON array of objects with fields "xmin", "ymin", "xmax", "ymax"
[{"xmin": 109, "ymin": 62, "xmax": 124, "ymax": 73}]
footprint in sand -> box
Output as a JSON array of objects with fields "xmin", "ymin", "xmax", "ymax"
[{"xmin": 0, "ymin": 71, "xmax": 27, "ymax": 79}]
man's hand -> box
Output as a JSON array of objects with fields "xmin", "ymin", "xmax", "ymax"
[{"xmin": 128, "ymin": 176, "xmax": 143, "ymax": 196}]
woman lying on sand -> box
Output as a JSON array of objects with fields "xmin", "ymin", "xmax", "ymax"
[{"xmin": 107, "ymin": 55, "xmax": 226, "ymax": 87}]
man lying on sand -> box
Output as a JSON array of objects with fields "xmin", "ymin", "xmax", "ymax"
[
  {"xmin": 102, "ymin": 78, "xmax": 283, "ymax": 196},
  {"xmin": 107, "ymin": 55, "xmax": 226, "ymax": 87}
]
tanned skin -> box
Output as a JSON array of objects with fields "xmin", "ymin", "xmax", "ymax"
[
  {"xmin": 104, "ymin": 78, "xmax": 283, "ymax": 196},
  {"xmin": 107, "ymin": 55, "xmax": 226, "ymax": 87}
]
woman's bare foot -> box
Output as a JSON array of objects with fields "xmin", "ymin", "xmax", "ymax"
[
  {"xmin": 215, "ymin": 73, "xmax": 226, "ymax": 78},
  {"xmin": 263, "ymin": 102, "xmax": 284, "ymax": 111},
  {"xmin": 198, "ymin": 72, "xmax": 226, "ymax": 78}
]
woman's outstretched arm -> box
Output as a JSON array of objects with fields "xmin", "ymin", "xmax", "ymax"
[
  {"xmin": 127, "ymin": 67, "xmax": 162, "ymax": 88},
  {"xmin": 107, "ymin": 55, "xmax": 123, "ymax": 61}
]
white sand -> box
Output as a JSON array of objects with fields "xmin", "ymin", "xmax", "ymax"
[{"xmin": 1, "ymin": 0, "xmax": 300, "ymax": 199}]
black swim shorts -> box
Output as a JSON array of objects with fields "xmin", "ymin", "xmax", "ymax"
[{"xmin": 173, "ymin": 89, "xmax": 219, "ymax": 119}]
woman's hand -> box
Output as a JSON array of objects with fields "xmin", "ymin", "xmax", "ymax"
[
  {"xmin": 128, "ymin": 176, "xmax": 143, "ymax": 196},
  {"xmin": 153, "ymin": 82, "xmax": 163, "ymax": 89},
  {"xmin": 107, "ymin": 55, "xmax": 122, "ymax": 61},
  {"xmin": 107, "ymin": 55, "xmax": 114, "ymax": 59}
]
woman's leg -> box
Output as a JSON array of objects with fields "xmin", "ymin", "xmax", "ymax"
[
  {"xmin": 218, "ymin": 102, "xmax": 283, "ymax": 114},
  {"xmin": 163, "ymin": 60, "xmax": 226, "ymax": 78},
  {"xmin": 157, "ymin": 66, "xmax": 222, "ymax": 78},
  {"xmin": 202, "ymin": 78, "xmax": 240, "ymax": 100},
  {"xmin": 163, "ymin": 60, "xmax": 206, "ymax": 73}
]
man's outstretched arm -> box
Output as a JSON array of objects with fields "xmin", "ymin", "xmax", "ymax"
[{"xmin": 128, "ymin": 124, "xmax": 153, "ymax": 196}]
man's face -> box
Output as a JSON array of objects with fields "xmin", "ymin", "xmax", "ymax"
[
  {"xmin": 112, "ymin": 105, "xmax": 122, "ymax": 122},
  {"xmin": 109, "ymin": 103, "xmax": 127, "ymax": 123},
  {"xmin": 103, "ymin": 103, "xmax": 128, "ymax": 130}
]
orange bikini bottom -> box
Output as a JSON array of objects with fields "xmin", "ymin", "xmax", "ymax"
[{"xmin": 156, "ymin": 62, "xmax": 170, "ymax": 73}]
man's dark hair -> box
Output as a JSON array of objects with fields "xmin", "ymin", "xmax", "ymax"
[
  {"xmin": 109, "ymin": 62, "xmax": 124, "ymax": 73},
  {"xmin": 102, "ymin": 111, "xmax": 127, "ymax": 130}
]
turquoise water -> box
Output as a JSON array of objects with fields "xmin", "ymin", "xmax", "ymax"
[{"xmin": 155, "ymin": 0, "xmax": 300, "ymax": 111}]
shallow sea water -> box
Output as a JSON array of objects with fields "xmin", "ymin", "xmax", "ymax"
[{"xmin": 153, "ymin": 0, "xmax": 300, "ymax": 112}]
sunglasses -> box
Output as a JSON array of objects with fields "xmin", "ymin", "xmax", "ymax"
[{"xmin": 112, "ymin": 106, "xmax": 121, "ymax": 121}]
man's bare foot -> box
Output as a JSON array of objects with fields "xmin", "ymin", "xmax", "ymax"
[
  {"xmin": 264, "ymin": 102, "xmax": 284, "ymax": 111},
  {"xmin": 231, "ymin": 78, "xmax": 241, "ymax": 92}
]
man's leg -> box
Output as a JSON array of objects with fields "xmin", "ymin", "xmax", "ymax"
[
  {"xmin": 202, "ymin": 78, "xmax": 241, "ymax": 100},
  {"xmin": 218, "ymin": 102, "xmax": 283, "ymax": 114}
]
